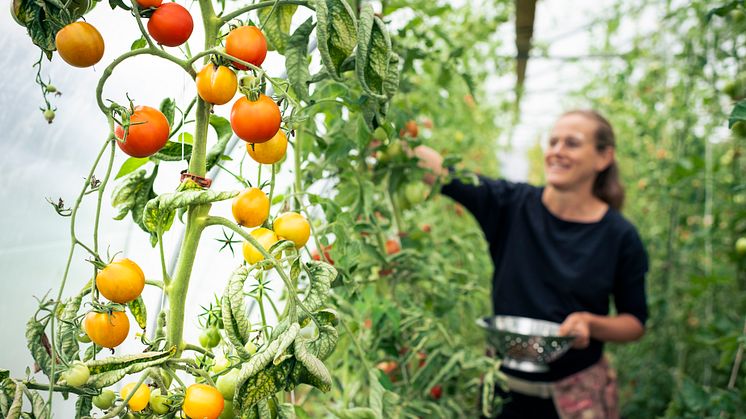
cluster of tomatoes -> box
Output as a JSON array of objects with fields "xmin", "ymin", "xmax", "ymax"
[{"xmin": 89, "ymin": 381, "xmax": 225, "ymax": 418}]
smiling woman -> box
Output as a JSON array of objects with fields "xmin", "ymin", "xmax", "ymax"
[{"xmin": 414, "ymin": 109, "xmax": 648, "ymax": 418}]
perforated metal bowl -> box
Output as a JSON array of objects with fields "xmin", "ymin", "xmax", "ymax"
[{"xmin": 476, "ymin": 315, "xmax": 576, "ymax": 372}]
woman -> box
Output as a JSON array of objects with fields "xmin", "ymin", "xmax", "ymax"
[{"xmin": 414, "ymin": 110, "xmax": 648, "ymax": 418}]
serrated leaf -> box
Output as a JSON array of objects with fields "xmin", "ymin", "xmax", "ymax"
[
  {"xmin": 85, "ymin": 348, "xmax": 175, "ymax": 388},
  {"xmin": 159, "ymin": 98, "xmax": 176, "ymax": 127},
  {"xmin": 114, "ymin": 157, "xmax": 149, "ymax": 180},
  {"xmin": 143, "ymin": 189, "xmax": 238, "ymax": 234},
  {"xmin": 7, "ymin": 381, "xmax": 24, "ymax": 419},
  {"xmin": 26, "ymin": 317, "xmax": 53, "ymax": 379},
  {"xmin": 293, "ymin": 339, "xmax": 331, "ymax": 391},
  {"xmin": 273, "ymin": 323, "xmax": 300, "ymax": 365},
  {"xmin": 286, "ymin": 18, "xmax": 314, "ymax": 101},
  {"xmin": 316, "ymin": 0, "xmax": 357, "ymax": 79},
  {"xmin": 56, "ymin": 294, "xmax": 83, "ymax": 363},
  {"xmin": 111, "ymin": 167, "xmax": 159, "ymax": 243},
  {"xmin": 206, "ymin": 115, "xmax": 234, "ymax": 171},
  {"xmin": 152, "ymin": 141, "xmax": 192, "ymax": 161},
  {"xmin": 25, "ymin": 388, "xmax": 49, "ymax": 418},
  {"xmin": 356, "ymin": 6, "xmax": 391, "ymax": 100},
  {"xmin": 221, "ymin": 267, "xmax": 252, "ymax": 357},
  {"xmin": 128, "ymin": 297, "xmax": 147, "ymax": 330},
  {"xmin": 258, "ymin": 4, "xmax": 297, "ymax": 54}
]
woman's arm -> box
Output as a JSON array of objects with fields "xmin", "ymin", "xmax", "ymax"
[{"xmin": 559, "ymin": 312, "xmax": 645, "ymax": 349}]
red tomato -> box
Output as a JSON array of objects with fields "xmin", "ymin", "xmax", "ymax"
[
  {"xmin": 115, "ymin": 106, "xmax": 170, "ymax": 157},
  {"xmin": 225, "ymin": 26, "xmax": 267, "ymax": 70},
  {"xmin": 136, "ymin": 0, "xmax": 162, "ymax": 8},
  {"xmin": 385, "ymin": 239, "xmax": 400, "ymax": 255},
  {"xmin": 230, "ymin": 94, "xmax": 281, "ymax": 143},
  {"xmin": 429, "ymin": 385, "xmax": 443, "ymax": 400},
  {"xmin": 147, "ymin": 3, "xmax": 193, "ymax": 47}
]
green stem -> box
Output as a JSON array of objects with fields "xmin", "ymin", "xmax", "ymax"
[
  {"xmin": 145, "ymin": 279, "xmax": 165, "ymax": 289},
  {"xmin": 338, "ymin": 317, "xmax": 371, "ymax": 371},
  {"xmin": 183, "ymin": 343, "xmax": 214, "ymax": 358},
  {"xmin": 293, "ymin": 129, "xmax": 303, "ymax": 211},
  {"xmin": 220, "ymin": 0, "xmax": 312, "ymax": 24},
  {"xmin": 157, "ymin": 231, "xmax": 171, "ymax": 288},
  {"xmin": 22, "ymin": 381, "xmax": 92, "ymax": 396},
  {"xmin": 130, "ymin": 0, "xmax": 157, "ymax": 49},
  {"xmin": 100, "ymin": 369, "xmax": 151, "ymax": 419},
  {"xmin": 257, "ymin": 275, "xmax": 270, "ymax": 341}
]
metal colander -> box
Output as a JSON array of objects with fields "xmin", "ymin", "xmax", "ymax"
[{"xmin": 476, "ymin": 315, "xmax": 576, "ymax": 372}]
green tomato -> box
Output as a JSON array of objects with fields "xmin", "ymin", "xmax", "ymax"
[
  {"xmin": 219, "ymin": 400, "xmax": 236, "ymax": 419},
  {"xmin": 244, "ymin": 341, "xmax": 257, "ymax": 355},
  {"xmin": 149, "ymin": 388, "xmax": 170, "ymax": 414},
  {"xmin": 93, "ymin": 389, "xmax": 116, "ymax": 410},
  {"xmin": 216, "ymin": 368, "xmax": 241, "ymax": 400},
  {"xmin": 732, "ymin": 121, "xmax": 746, "ymax": 138},
  {"xmin": 404, "ymin": 182, "xmax": 429, "ymax": 206},
  {"xmin": 373, "ymin": 127, "xmax": 388, "ymax": 141},
  {"xmin": 210, "ymin": 354, "xmax": 231, "ymax": 374},
  {"xmin": 63, "ymin": 361, "xmax": 89, "ymax": 387},
  {"xmin": 199, "ymin": 327, "xmax": 221, "ymax": 349},
  {"xmin": 76, "ymin": 330, "xmax": 92, "ymax": 343},
  {"xmin": 736, "ymin": 237, "xmax": 746, "ymax": 256},
  {"xmin": 379, "ymin": 142, "xmax": 402, "ymax": 164}
]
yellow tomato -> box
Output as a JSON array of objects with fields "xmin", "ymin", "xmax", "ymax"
[
  {"xmin": 95, "ymin": 258, "xmax": 145, "ymax": 304},
  {"xmin": 183, "ymin": 384, "xmax": 224, "ymax": 419},
  {"xmin": 120, "ymin": 382, "xmax": 151, "ymax": 412},
  {"xmin": 196, "ymin": 64, "xmax": 238, "ymax": 105},
  {"xmin": 243, "ymin": 228, "xmax": 279, "ymax": 264},
  {"xmin": 272, "ymin": 212, "xmax": 310, "ymax": 248},
  {"xmin": 246, "ymin": 130, "xmax": 288, "ymax": 164},
  {"xmin": 55, "ymin": 22, "xmax": 104, "ymax": 68},
  {"xmin": 232, "ymin": 188, "xmax": 270, "ymax": 228}
]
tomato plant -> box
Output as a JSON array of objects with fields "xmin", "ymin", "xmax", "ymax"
[{"xmin": 147, "ymin": 2, "xmax": 194, "ymax": 47}]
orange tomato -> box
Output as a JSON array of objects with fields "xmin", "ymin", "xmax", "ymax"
[
  {"xmin": 243, "ymin": 228, "xmax": 279, "ymax": 264},
  {"xmin": 273, "ymin": 212, "xmax": 310, "ymax": 248},
  {"xmin": 225, "ymin": 26, "xmax": 267, "ymax": 70},
  {"xmin": 232, "ymin": 188, "xmax": 270, "ymax": 228},
  {"xmin": 183, "ymin": 384, "xmax": 224, "ymax": 419},
  {"xmin": 115, "ymin": 106, "xmax": 170, "ymax": 158},
  {"xmin": 246, "ymin": 130, "xmax": 288, "ymax": 164},
  {"xmin": 95, "ymin": 259, "xmax": 145, "ymax": 304},
  {"xmin": 55, "ymin": 22, "xmax": 104, "ymax": 68},
  {"xmin": 230, "ymin": 94, "xmax": 281, "ymax": 143},
  {"xmin": 136, "ymin": 0, "xmax": 162, "ymax": 8},
  {"xmin": 83, "ymin": 311, "xmax": 129, "ymax": 348},
  {"xmin": 196, "ymin": 64, "xmax": 238, "ymax": 105}
]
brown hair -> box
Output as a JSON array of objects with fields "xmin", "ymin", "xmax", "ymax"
[{"xmin": 562, "ymin": 109, "xmax": 625, "ymax": 210}]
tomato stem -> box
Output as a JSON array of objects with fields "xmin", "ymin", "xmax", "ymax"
[{"xmin": 220, "ymin": 0, "xmax": 312, "ymax": 25}]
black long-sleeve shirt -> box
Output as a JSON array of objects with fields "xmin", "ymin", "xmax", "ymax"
[{"xmin": 442, "ymin": 174, "xmax": 648, "ymax": 381}]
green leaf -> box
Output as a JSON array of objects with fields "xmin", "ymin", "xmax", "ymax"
[
  {"xmin": 383, "ymin": 54, "xmax": 400, "ymax": 99},
  {"xmin": 56, "ymin": 294, "xmax": 83, "ymax": 363},
  {"xmin": 356, "ymin": 6, "xmax": 392, "ymax": 100},
  {"xmin": 85, "ymin": 348, "xmax": 175, "ymax": 388},
  {"xmin": 114, "ymin": 157, "xmax": 149, "ymax": 180},
  {"xmin": 26, "ymin": 389, "xmax": 49, "ymax": 418},
  {"xmin": 258, "ymin": 4, "xmax": 297, "ymax": 54},
  {"xmin": 221, "ymin": 267, "xmax": 252, "ymax": 357},
  {"xmin": 331, "ymin": 407, "xmax": 377, "ymax": 419},
  {"xmin": 206, "ymin": 115, "xmax": 234, "ymax": 171},
  {"xmin": 0, "ymin": 371, "xmax": 7, "ymax": 381},
  {"xmin": 131, "ymin": 36, "xmax": 147, "ymax": 50},
  {"xmin": 286, "ymin": 18, "xmax": 315, "ymax": 101},
  {"xmin": 13, "ymin": 0, "xmax": 91, "ymax": 57},
  {"xmin": 128, "ymin": 297, "xmax": 147, "ymax": 330},
  {"xmin": 728, "ymin": 99, "xmax": 746, "ymax": 128},
  {"xmin": 26, "ymin": 316, "xmax": 53, "ymax": 379},
  {"xmin": 75, "ymin": 396, "xmax": 92, "ymax": 419},
  {"xmin": 159, "ymin": 98, "xmax": 176, "ymax": 127},
  {"xmin": 143, "ymin": 188, "xmax": 238, "ymax": 235},
  {"xmin": 152, "ymin": 141, "xmax": 192, "ymax": 161},
  {"xmin": 7, "ymin": 380, "xmax": 24, "ymax": 419},
  {"xmin": 316, "ymin": 0, "xmax": 358, "ymax": 79},
  {"xmin": 293, "ymin": 338, "xmax": 331, "ymax": 391},
  {"xmin": 111, "ymin": 167, "xmax": 159, "ymax": 243}
]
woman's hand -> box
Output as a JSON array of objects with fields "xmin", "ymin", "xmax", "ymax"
[
  {"xmin": 559, "ymin": 312, "xmax": 593, "ymax": 349},
  {"xmin": 410, "ymin": 145, "xmax": 446, "ymax": 185},
  {"xmin": 559, "ymin": 312, "xmax": 646, "ymax": 349}
]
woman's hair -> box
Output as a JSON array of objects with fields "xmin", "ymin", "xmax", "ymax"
[{"xmin": 562, "ymin": 109, "xmax": 625, "ymax": 210}]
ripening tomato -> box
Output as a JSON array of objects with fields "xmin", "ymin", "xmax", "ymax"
[
  {"xmin": 385, "ymin": 239, "xmax": 400, "ymax": 255},
  {"xmin": 311, "ymin": 245, "xmax": 334, "ymax": 265},
  {"xmin": 232, "ymin": 188, "xmax": 269, "ymax": 228},
  {"xmin": 183, "ymin": 384, "xmax": 224, "ymax": 419},
  {"xmin": 230, "ymin": 94, "xmax": 281, "ymax": 143},
  {"xmin": 400, "ymin": 120, "xmax": 418, "ymax": 138},
  {"xmin": 136, "ymin": 0, "xmax": 161, "ymax": 8},
  {"xmin": 55, "ymin": 22, "xmax": 104, "ymax": 68},
  {"xmin": 243, "ymin": 228, "xmax": 279, "ymax": 265},
  {"xmin": 120, "ymin": 382, "xmax": 151, "ymax": 412},
  {"xmin": 62, "ymin": 361, "xmax": 90, "ymax": 387},
  {"xmin": 246, "ymin": 130, "xmax": 287, "ymax": 164},
  {"xmin": 95, "ymin": 259, "xmax": 145, "ymax": 304},
  {"xmin": 429, "ymin": 384, "xmax": 443, "ymax": 400},
  {"xmin": 273, "ymin": 212, "xmax": 310, "ymax": 248},
  {"xmin": 147, "ymin": 3, "xmax": 193, "ymax": 47},
  {"xmin": 84, "ymin": 310, "xmax": 129, "ymax": 348},
  {"xmin": 196, "ymin": 64, "xmax": 237, "ymax": 105},
  {"xmin": 149, "ymin": 388, "xmax": 170, "ymax": 414},
  {"xmin": 115, "ymin": 106, "xmax": 170, "ymax": 158},
  {"xmin": 225, "ymin": 26, "xmax": 267, "ymax": 70},
  {"xmin": 216, "ymin": 368, "xmax": 240, "ymax": 400},
  {"xmin": 93, "ymin": 389, "xmax": 116, "ymax": 410}
]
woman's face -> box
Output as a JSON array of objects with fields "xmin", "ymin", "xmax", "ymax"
[{"xmin": 544, "ymin": 113, "xmax": 613, "ymax": 191}]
